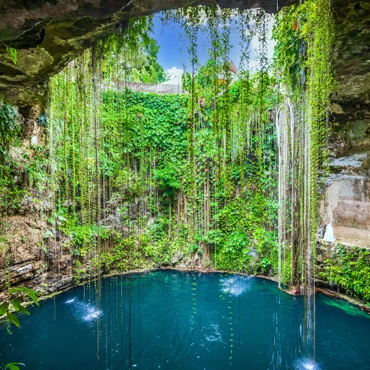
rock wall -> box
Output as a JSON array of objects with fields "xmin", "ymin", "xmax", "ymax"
[
  {"xmin": 0, "ymin": 103, "xmax": 75, "ymax": 303},
  {"xmin": 321, "ymin": 0, "xmax": 370, "ymax": 250},
  {"xmin": 321, "ymin": 169, "xmax": 370, "ymax": 248},
  {"xmin": 0, "ymin": 213, "xmax": 74, "ymax": 304}
]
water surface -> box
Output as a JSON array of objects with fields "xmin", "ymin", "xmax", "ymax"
[{"xmin": 1, "ymin": 270, "xmax": 369, "ymax": 370}]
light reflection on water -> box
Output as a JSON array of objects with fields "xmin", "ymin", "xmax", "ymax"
[
  {"xmin": 221, "ymin": 275, "xmax": 251, "ymax": 296},
  {"xmin": 65, "ymin": 296, "xmax": 102, "ymax": 323},
  {"xmin": 295, "ymin": 358, "xmax": 322, "ymax": 370}
]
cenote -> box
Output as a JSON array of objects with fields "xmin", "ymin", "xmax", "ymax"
[
  {"xmin": 1, "ymin": 1, "xmax": 370, "ymax": 369},
  {"xmin": 1, "ymin": 270, "xmax": 370, "ymax": 370}
]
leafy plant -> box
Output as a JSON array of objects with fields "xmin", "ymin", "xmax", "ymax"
[
  {"xmin": 6, "ymin": 47, "xmax": 17, "ymax": 65},
  {"xmin": 0, "ymin": 101, "xmax": 19, "ymax": 162},
  {"xmin": 0, "ymin": 287, "xmax": 39, "ymax": 327},
  {"xmin": 0, "ymin": 363, "xmax": 25, "ymax": 370}
]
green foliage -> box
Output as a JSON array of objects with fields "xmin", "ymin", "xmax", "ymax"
[
  {"xmin": 154, "ymin": 161, "xmax": 182, "ymax": 196},
  {"xmin": 0, "ymin": 100, "xmax": 48, "ymax": 214},
  {"xmin": 36, "ymin": 114, "xmax": 48, "ymax": 128},
  {"xmin": 0, "ymin": 101, "xmax": 19, "ymax": 163},
  {"xmin": 47, "ymin": 5, "xmax": 282, "ymax": 277},
  {"xmin": 0, "ymin": 286, "xmax": 38, "ymax": 369},
  {"xmin": 0, "ymin": 287, "xmax": 39, "ymax": 328},
  {"xmin": 103, "ymin": 90, "xmax": 189, "ymax": 197},
  {"xmin": 321, "ymin": 247, "xmax": 370, "ymax": 305},
  {"xmin": 103, "ymin": 17, "xmax": 167, "ymax": 84},
  {"xmin": 6, "ymin": 47, "xmax": 17, "ymax": 65},
  {"xmin": 0, "ymin": 363, "xmax": 25, "ymax": 370},
  {"xmin": 0, "ymin": 101, "xmax": 25, "ymax": 213},
  {"xmin": 272, "ymin": 4, "xmax": 307, "ymax": 89},
  {"xmin": 140, "ymin": 38, "xmax": 168, "ymax": 83}
]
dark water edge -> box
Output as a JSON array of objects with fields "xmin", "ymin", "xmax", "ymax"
[{"xmin": 1, "ymin": 270, "xmax": 369, "ymax": 370}]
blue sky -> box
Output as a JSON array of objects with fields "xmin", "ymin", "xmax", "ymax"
[{"xmin": 151, "ymin": 11, "xmax": 275, "ymax": 79}]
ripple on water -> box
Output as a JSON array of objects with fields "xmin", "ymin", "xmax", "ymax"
[
  {"xmin": 65, "ymin": 297, "xmax": 102, "ymax": 324},
  {"xmin": 205, "ymin": 324, "xmax": 224, "ymax": 343}
]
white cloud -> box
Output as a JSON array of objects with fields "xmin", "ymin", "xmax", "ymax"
[{"xmin": 166, "ymin": 67, "xmax": 184, "ymax": 79}]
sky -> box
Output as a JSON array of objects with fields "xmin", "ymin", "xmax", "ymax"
[{"xmin": 151, "ymin": 11, "xmax": 276, "ymax": 80}]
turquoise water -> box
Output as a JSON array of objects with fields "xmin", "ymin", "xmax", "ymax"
[{"xmin": 1, "ymin": 270, "xmax": 369, "ymax": 370}]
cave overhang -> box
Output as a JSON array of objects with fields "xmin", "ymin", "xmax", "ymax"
[{"xmin": 0, "ymin": 0, "xmax": 297, "ymax": 108}]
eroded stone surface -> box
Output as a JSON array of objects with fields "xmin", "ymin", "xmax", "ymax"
[
  {"xmin": 321, "ymin": 0, "xmax": 370, "ymax": 249},
  {"xmin": 321, "ymin": 176, "xmax": 370, "ymax": 248},
  {"xmin": 330, "ymin": 1, "xmax": 370, "ymax": 157}
]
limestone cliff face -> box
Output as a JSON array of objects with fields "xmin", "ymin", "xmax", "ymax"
[
  {"xmin": 0, "ymin": 212, "xmax": 74, "ymax": 304},
  {"xmin": 321, "ymin": 0, "xmax": 370, "ymax": 250}
]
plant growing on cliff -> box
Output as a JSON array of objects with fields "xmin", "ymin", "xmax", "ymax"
[
  {"xmin": 42, "ymin": 2, "xmax": 338, "ymax": 333},
  {"xmin": 44, "ymin": 7, "xmax": 285, "ymax": 281},
  {"xmin": 6, "ymin": 47, "xmax": 17, "ymax": 65},
  {"xmin": 0, "ymin": 101, "xmax": 19, "ymax": 163},
  {"xmin": 321, "ymin": 246, "xmax": 370, "ymax": 305}
]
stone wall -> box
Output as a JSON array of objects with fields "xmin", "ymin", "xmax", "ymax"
[{"xmin": 0, "ymin": 195, "xmax": 75, "ymax": 303}]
